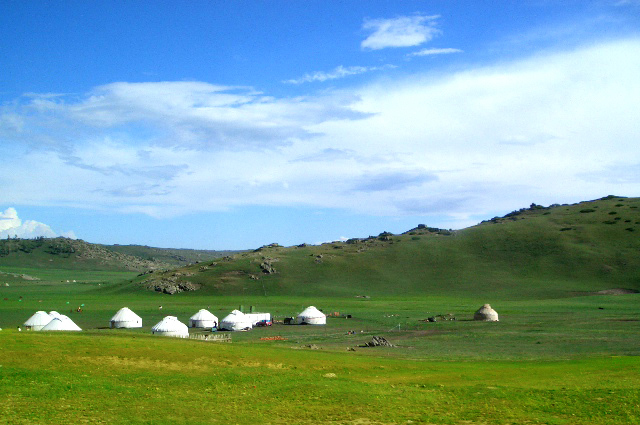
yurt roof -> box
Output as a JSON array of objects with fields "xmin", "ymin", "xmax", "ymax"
[
  {"xmin": 476, "ymin": 303, "xmax": 497, "ymax": 314},
  {"xmin": 151, "ymin": 316, "xmax": 188, "ymax": 333},
  {"xmin": 297, "ymin": 306, "xmax": 325, "ymax": 318},
  {"xmin": 41, "ymin": 315, "xmax": 82, "ymax": 331},
  {"xmin": 111, "ymin": 307, "xmax": 142, "ymax": 322},
  {"xmin": 48, "ymin": 311, "xmax": 61, "ymax": 318},
  {"xmin": 24, "ymin": 311, "xmax": 52, "ymax": 327},
  {"xmin": 221, "ymin": 310, "xmax": 246, "ymax": 322},
  {"xmin": 190, "ymin": 309, "xmax": 218, "ymax": 321}
]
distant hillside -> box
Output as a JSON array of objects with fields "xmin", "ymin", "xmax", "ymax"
[
  {"xmin": 104, "ymin": 244, "xmax": 241, "ymax": 267},
  {"xmin": 0, "ymin": 237, "xmax": 239, "ymax": 272},
  {"xmin": 133, "ymin": 196, "xmax": 640, "ymax": 299}
]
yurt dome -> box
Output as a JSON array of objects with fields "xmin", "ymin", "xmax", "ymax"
[
  {"xmin": 41, "ymin": 315, "xmax": 82, "ymax": 331},
  {"xmin": 219, "ymin": 310, "xmax": 252, "ymax": 331},
  {"xmin": 48, "ymin": 311, "xmax": 61, "ymax": 318},
  {"xmin": 189, "ymin": 309, "xmax": 218, "ymax": 328},
  {"xmin": 474, "ymin": 304, "xmax": 499, "ymax": 322},
  {"xmin": 24, "ymin": 311, "xmax": 52, "ymax": 331},
  {"xmin": 151, "ymin": 316, "xmax": 189, "ymax": 338},
  {"xmin": 110, "ymin": 307, "xmax": 142, "ymax": 329},
  {"xmin": 296, "ymin": 306, "xmax": 326, "ymax": 325}
]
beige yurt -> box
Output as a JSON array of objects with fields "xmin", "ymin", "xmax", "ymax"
[
  {"xmin": 296, "ymin": 306, "xmax": 326, "ymax": 325},
  {"xmin": 474, "ymin": 304, "xmax": 499, "ymax": 322},
  {"xmin": 151, "ymin": 316, "xmax": 189, "ymax": 338},
  {"xmin": 110, "ymin": 307, "xmax": 143, "ymax": 329},
  {"xmin": 24, "ymin": 311, "xmax": 52, "ymax": 331},
  {"xmin": 41, "ymin": 315, "xmax": 82, "ymax": 331},
  {"xmin": 189, "ymin": 309, "xmax": 218, "ymax": 328}
]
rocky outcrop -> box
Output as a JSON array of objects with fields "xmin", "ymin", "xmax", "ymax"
[
  {"xmin": 362, "ymin": 336, "xmax": 394, "ymax": 347},
  {"xmin": 260, "ymin": 257, "xmax": 278, "ymax": 274},
  {"xmin": 141, "ymin": 272, "xmax": 201, "ymax": 295}
]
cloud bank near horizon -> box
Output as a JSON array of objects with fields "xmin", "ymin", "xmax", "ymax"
[
  {"xmin": 1, "ymin": 38, "xmax": 639, "ymax": 228},
  {"xmin": 0, "ymin": 207, "xmax": 75, "ymax": 239}
]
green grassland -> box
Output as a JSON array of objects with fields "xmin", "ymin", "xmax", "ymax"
[
  {"xmin": 133, "ymin": 196, "xmax": 640, "ymax": 299},
  {"xmin": 0, "ymin": 237, "xmax": 234, "ymax": 271},
  {"xmin": 2, "ymin": 330, "xmax": 639, "ymax": 425},
  {"xmin": 1, "ymin": 196, "xmax": 639, "ymax": 424}
]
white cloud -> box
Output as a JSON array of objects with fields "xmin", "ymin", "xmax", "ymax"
[
  {"xmin": 408, "ymin": 47, "xmax": 463, "ymax": 57},
  {"xmin": 0, "ymin": 208, "xmax": 61, "ymax": 239},
  {"xmin": 284, "ymin": 64, "xmax": 397, "ymax": 84},
  {"xmin": 361, "ymin": 15, "xmax": 441, "ymax": 50},
  {"xmin": 0, "ymin": 39, "xmax": 639, "ymax": 228}
]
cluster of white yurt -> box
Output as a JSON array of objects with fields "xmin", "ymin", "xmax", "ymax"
[
  {"xmin": 219, "ymin": 310, "xmax": 252, "ymax": 331},
  {"xmin": 296, "ymin": 306, "xmax": 326, "ymax": 325},
  {"xmin": 23, "ymin": 310, "xmax": 82, "ymax": 331},
  {"xmin": 151, "ymin": 316, "xmax": 189, "ymax": 338},
  {"xmin": 189, "ymin": 309, "xmax": 218, "ymax": 328},
  {"xmin": 474, "ymin": 304, "xmax": 499, "ymax": 322},
  {"xmin": 110, "ymin": 307, "xmax": 142, "ymax": 329}
]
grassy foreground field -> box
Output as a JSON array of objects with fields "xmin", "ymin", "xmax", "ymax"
[
  {"xmin": 1, "ymin": 330, "xmax": 639, "ymax": 425},
  {"xmin": 1, "ymin": 272, "xmax": 639, "ymax": 424}
]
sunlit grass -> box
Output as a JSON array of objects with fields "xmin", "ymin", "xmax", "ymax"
[{"xmin": 1, "ymin": 331, "xmax": 639, "ymax": 424}]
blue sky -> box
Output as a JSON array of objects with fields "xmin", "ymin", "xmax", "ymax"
[{"xmin": 1, "ymin": 0, "xmax": 639, "ymax": 249}]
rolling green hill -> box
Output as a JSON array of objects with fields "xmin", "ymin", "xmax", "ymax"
[
  {"xmin": 133, "ymin": 195, "xmax": 640, "ymax": 299},
  {"xmin": 0, "ymin": 237, "xmax": 239, "ymax": 272}
]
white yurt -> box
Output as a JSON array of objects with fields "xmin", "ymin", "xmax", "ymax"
[
  {"xmin": 151, "ymin": 316, "xmax": 189, "ymax": 338},
  {"xmin": 189, "ymin": 309, "xmax": 218, "ymax": 328},
  {"xmin": 296, "ymin": 306, "xmax": 326, "ymax": 325},
  {"xmin": 41, "ymin": 315, "xmax": 82, "ymax": 331},
  {"xmin": 110, "ymin": 307, "xmax": 143, "ymax": 329},
  {"xmin": 474, "ymin": 304, "xmax": 499, "ymax": 322},
  {"xmin": 48, "ymin": 311, "xmax": 61, "ymax": 318},
  {"xmin": 219, "ymin": 310, "xmax": 252, "ymax": 331},
  {"xmin": 24, "ymin": 311, "xmax": 52, "ymax": 331}
]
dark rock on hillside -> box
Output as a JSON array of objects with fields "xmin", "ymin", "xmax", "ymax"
[
  {"xmin": 362, "ymin": 336, "xmax": 394, "ymax": 347},
  {"xmin": 141, "ymin": 273, "xmax": 201, "ymax": 294},
  {"xmin": 260, "ymin": 257, "xmax": 278, "ymax": 274}
]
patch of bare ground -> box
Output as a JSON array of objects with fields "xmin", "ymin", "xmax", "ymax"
[{"xmin": 595, "ymin": 288, "xmax": 639, "ymax": 295}]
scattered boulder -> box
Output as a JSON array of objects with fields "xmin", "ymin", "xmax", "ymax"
[
  {"xmin": 423, "ymin": 313, "xmax": 456, "ymax": 322},
  {"xmin": 141, "ymin": 276, "xmax": 201, "ymax": 295},
  {"xmin": 362, "ymin": 336, "xmax": 394, "ymax": 347},
  {"xmin": 260, "ymin": 258, "xmax": 278, "ymax": 274}
]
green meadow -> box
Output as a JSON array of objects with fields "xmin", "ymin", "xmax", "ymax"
[
  {"xmin": 1, "ymin": 197, "xmax": 640, "ymax": 424},
  {"xmin": 1, "ymin": 278, "xmax": 639, "ymax": 424}
]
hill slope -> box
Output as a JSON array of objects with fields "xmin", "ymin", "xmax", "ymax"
[
  {"xmin": 134, "ymin": 196, "xmax": 640, "ymax": 299},
  {"xmin": 0, "ymin": 237, "xmax": 237, "ymax": 272}
]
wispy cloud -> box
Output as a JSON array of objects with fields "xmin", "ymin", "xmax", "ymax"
[
  {"xmin": 284, "ymin": 64, "xmax": 397, "ymax": 84},
  {"xmin": 408, "ymin": 47, "xmax": 463, "ymax": 57},
  {"xmin": 1, "ymin": 39, "xmax": 639, "ymax": 225},
  {"xmin": 361, "ymin": 15, "xmax": 441, "ymax": 50}
]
